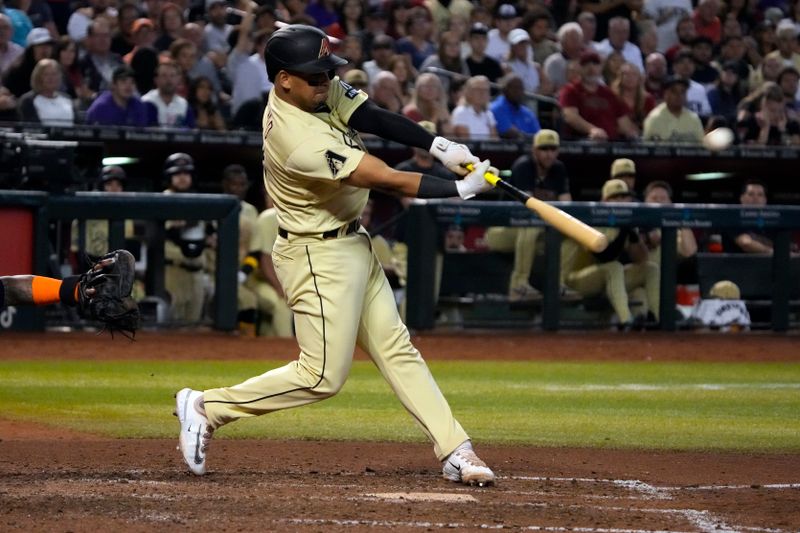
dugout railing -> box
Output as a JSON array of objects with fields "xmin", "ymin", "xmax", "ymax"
[
  {"xmin": 405, "ymin": 200, "xmax": 800, "ymax": 332},
  {"xmin": 0, "ymin": 191, "xmax": 240, "ymax": 331}
]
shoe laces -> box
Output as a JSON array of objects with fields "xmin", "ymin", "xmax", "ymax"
[
  {"xmin": 454, "ymin": 448, "xmax": 487, "ymax": 468},
  {"xmin": 200, "ymin": 426, "xmax": 214, "ymax": 453}
]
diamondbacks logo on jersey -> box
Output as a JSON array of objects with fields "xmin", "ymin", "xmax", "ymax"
[
  {"xmin": 319, "ymin": 38, "xmax": 331, "ymax": 58},
  {"xmin": 325, "ymin": 150, "xmax": 347, "ymax": 177}
]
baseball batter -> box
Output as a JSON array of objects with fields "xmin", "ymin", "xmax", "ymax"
[{"xmin": 176, "ymin": 24, "xmax": 496, "ymax": 486}]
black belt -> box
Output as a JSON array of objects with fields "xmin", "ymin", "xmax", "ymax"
[{"xmin": 278, "ymin": 219, "xmax": 359, "ymax": 240}]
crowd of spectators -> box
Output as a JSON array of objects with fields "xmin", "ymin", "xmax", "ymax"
[{"xmin": 1, "ymin": 0, "xmax": 800, "ymax": 145}]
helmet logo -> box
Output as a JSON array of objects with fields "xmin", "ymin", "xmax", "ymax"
[{"xmin": 319, "ymin": 38, "xmax": 331, "ymax": 58}]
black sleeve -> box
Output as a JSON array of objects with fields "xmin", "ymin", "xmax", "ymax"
[
  {"xmin": 348, "ymin": 100, "xmax": 436, "ymax": 150},
  {"xmin": 509, "ymin": 155, "xmax": 535, "ymax": 192},
  {"xmin": 593, "ymin": 227, "xmax": 630, "ymax": 263},
  {"xmin": 0, "ymin": 278, "xmax": 5, "ymax": 309}
]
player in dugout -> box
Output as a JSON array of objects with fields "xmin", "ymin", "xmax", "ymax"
[{"xmin": 174, "ymin": 24, "xmax": 497, "ymax": 487}]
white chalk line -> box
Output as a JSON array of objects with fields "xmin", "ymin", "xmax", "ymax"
[
  {"xmin": 280, "ymin": 518, "xmax": 689, "ymax": 532},
  {"xmin": 510, "ymin": 476, "xmax": 800, "ymax": 493},
  {"xmin": 537, "ymin": 383, "xmax": 800, "ymax": 392}
]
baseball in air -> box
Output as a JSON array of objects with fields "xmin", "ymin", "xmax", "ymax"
[{"xmin": 703, "ymin": 127, "xmax": 734, "ymax": 151}]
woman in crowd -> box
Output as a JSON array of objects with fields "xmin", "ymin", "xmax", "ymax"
[
  {"xmin": 3, "ymin": 29, "xmax": 54, "ymax": 96},
  {"xmin": 188, "ymin": 76, "xmax": 225, "ymax": 131},
  {"xmin": 386, "ymin": 0, "xmax": 411, "ymax": 40},
  {"xmin": 17, "ymin": 58, "xmax": 75, "ymax": 125},
  {"xmin": 451, "ymin": 74, "xmax": 497, "ymax": 139},
  {"xmin": 611, "ymin": 61, "xmax": 655, "ymax": 132},
  {"xmin": 601, "ymin": 49, "xmax": 625, "ymax": 86},
  {"xmin": 154, "ymin": 2, "xmax": 184, "ymax": 52},
  {"xmin": 419, "ymin": 30, "xmax": 469, "ymax": 93},
  {"xmin": 402, "ymin": 71, "xmax": 452, "ymax": 135},
  {"xmin": 55, "ymin": 35, "xmax": 84, "ymax": 99},
  {"xmin": 396, "ymin": 6, "xmax": 436, "ymax": 70},
  {"xmin": 325, "ymin": 0, "xmax": 365, "ymax": 41},
  {"xmin": 740, "ymin": 81, "xmax": 800, "ymax": 145},
  {"xmin": 708, "ymin": 62, "xmax": 745, "ymax": 126},
  {"xmin": 389, "ymin": 53, "xmax": 415, "ymax": 105}
]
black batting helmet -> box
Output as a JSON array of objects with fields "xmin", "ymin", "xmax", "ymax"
[
  {"xmin": 101, "ymin": 165, "xmax": 126, "ymax": 183},
  {"xmin": 163, "ymin": 152, "xmax": 194, "ymax": 177},
  {"xmin": 264, "ymin": 24, "xmax": 347, "ymax": 82}
]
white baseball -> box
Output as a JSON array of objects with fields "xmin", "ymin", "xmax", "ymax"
[{"xmin": 703, "ymin": 127, "xmax": 734, "ymax": 151}]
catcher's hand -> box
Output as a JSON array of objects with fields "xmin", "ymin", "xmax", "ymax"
[{"xmin": 77, "ymin": 249, "xmax": 140, "ymax": 338}]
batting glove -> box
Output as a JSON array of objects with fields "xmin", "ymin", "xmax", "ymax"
[
  {"xmin": 429, "ymin": 136, "xmax": 480, "ymax": 176},
  {"xmin": 455, "ymin": 159, "xmax": 493, "ymax": 200}
]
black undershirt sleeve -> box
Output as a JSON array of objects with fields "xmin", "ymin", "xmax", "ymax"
[
  {"xmin": 417, "ymin": 174, "xmax": 459, "ymax": 198},
  {"xmin": 593, "ymin": 227, "xmax": 630, "ymax": 263},
  {"xmin": 348, "ymin": 100, "xmax": 436, "ymax": 150}
]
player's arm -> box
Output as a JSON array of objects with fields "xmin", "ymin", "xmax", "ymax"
[
  {"xmin": 0, "ymin": 275, "xmax": 80, "ymax": 306},
  {"xmin": 343, "ymin": 154, "xmax": 492, "ymax": 200},
  {"xmin": 347, "ymin": 100, "xmax": 478, "ymax": 176}
]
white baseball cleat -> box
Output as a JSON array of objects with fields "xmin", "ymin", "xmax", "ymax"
[
  {"xmin": 174, "ymin": 388, "xmax": 213, "ymax": 475},
  {"xmin": 442, "ymin": 445, "xmax": 495, "ymax": 487}
]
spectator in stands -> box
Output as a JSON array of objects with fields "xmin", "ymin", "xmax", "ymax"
[
  {"xmin": 204, "ymin": 0, "xmax": 231, "ymax": 53},
  {"xmin": 543, "ymin": 21, "xmax": 583, "ymax": 92},
  {"xmin": 671, "ymin": 49, "xmax": 712, "ymax": 119},
  {"xmin": 722, "ymin": 180, "xmax": 779, "ymax": 255},
  {"xmin": 643, "ymin": 75, "xmax": 705, "ymax": 143},
  {"xmin": 124, "ymin": 18, "xmax": 157, "ymax": 65},
  {"xmin": 181, "ymin": 22, "xmax": 206, "ymax": 53},
  {"xmin": 505, "ymin": 28, "xmax": 549, "ymax": 95},
  {"xmin": 85, "ymin": 65, "xmax": 153, "ymax": 126},
  {"xmin": 765, "ymin": 20, "xmax": 800, "ymax": 73},
  {"xmin": 739, "ymin": 81, "xmax": 800, "ymax": 145},
  {"xmin": 130, "ymin": 45, "xmax": 158, "ymax": 95},
  {"xmin": 609, "ymin": 158, "xmax": 638, "ymax": 197},
  {"xmin": 343, "ymin": 68, "xmax": 369, "ymax": 92},
  {"xmin": 306, "ymin": 0, "xmax": 337, "ymax": 28},
  {"xmin": 3, "ymin": 26, "xmax": 52, "ymax": 96},
  {"xmin": 154, "ymin": 3, "xmax": 184, "ymax": 52},
  {"xmin": 748, "ymin": 53, "xmax": 783, "ymax": 91},
  {"xmin": 66, "ymin": 0, "xmax": 114, "ymax": 43},
  {"xmin": 751, "ymin": 20, "xmax": 777, "ymax": 61},
  {"xmin": 55, "ymin": 36, "xmax": 87, "ymax": 100},
  {"xmin": 188, "ymin": 76, "xmax": 225, "ymax": 130},
  {"xmin": 78, "ymin": 18, "xmax": 123, "ymax": 95},
  {"xmin": 490, "ymin": 72, "xmax": 541, "ymax": 139},
  {"xmin": 778, "ymin": 66, "xmax": 800, "ymax": 117},
  {"xmin": 690, "ymin": 35, "xmax": 719, "ymax": 87},
  {"xmin": 485, "ymin": 3, "xmax": 518, "ymax": 62},
  {"xmin": 369, "ymin": 70, "xmax": 404, "ymax": 113},
  {"xmin": 17, "ymin": 57, "xmax": 75, "ymax": 125},
  {"xmin": 426, "ymin": 0, "xmax": 471, "ymax": 35},
  {"xmin": 402, "ymin": 71, "xmax": 452, "ymax": 135},
  {"xmin": 612, "ymin": 61, "xmax": 656, "ymax": 132},
  {"xmin": 708, "ymin": 61, "xmax": 745, "ymax": 125},
  {"xmin": 396, "ymin": 6, "xmax": 435, "ymax": 70},
  {"xmin": 0, "ymin": 13, "xmax": 22, "ymax": 76},
  {"xmin": 362, "ymin": 34, "xmax": 394, "ymax": 82},
  {"xmin": 110, "ymin": 3, "xmax": 139, "ymax": 57},
  {"xmin": 142, "ymin": 61, "xmax": 196, "ymax": 128},
  {"xmin": 465, "ymin": 22, "xmax": 504, "ymax": 83},
  {"xmin": 641, "ymin": 0, "xmax": 691, "ymax": 53},
  {"xmin": 601, "ymin": 49, "xmax": 624, "ymax": 86},
  {"xmin": 360, "ymin": 6, "xmax": 389, "ymax": 53},
  {"xmin": 420, "ymin": 30, "xmax": 469, "ymax": 93},
  {"xmin": 0, "ymin": 83, "xmax": 15, "ymax": 120},
  {"xmin": 576, "ymin": 11, "xmax": 599, "ymax": 51},
  {"xmin": 664, "ymin": 15, "xmax": 696, "ymax": 63},
  {"xmin": 693, "ymin": 0, "xmax": 721, "ymax": 45},
  {"xmin": 386, "ymin": 0, "xmax": 411, "ymax": 40},
  {"xmin": 451, "ymin": 74, "xmax": 498, "ymax": 139},
  {"xmin": 559, "ymin": 49, "xmax": 639, "ymax": 141},
  {"xmin": 582, "ymin": 0, "xmax": 638, "ymax": 43},
  {"xmin": 485, "ymin": 129, "xmax": 578, "ymax": 302},
  {"xmin": 715, "ymin": 35, "xmax": 751, "ymax": 86},
  {"xmin": 565, "ymin": 178, "xmax": 660, "ymax": 330},
  {"xmin": 389, "ymin": 54, "xmax": 415, "ymax": 104},
  {"xmin": 522, "ymin": 9, "xmax": 558, "ymax": 64},
  {"xmin": 644, "ymin": 52, "xmax": 667, "ymax": 101},
  {"xmin": 228, "ymin": 6, "xmax": 271, "ymax": 118},
  {"xmin": 325, "ymin": 0, "xmax": 364, "ymax": 40},
  {"xmin": 642, "ymin": 180, "xmax": 698, "ymax": 279},
  {"xmin": 170, "ymin": 38, "xmax": 223, "ymax": 96},
  {"xmin": 596, "ymin": 16, "xmax": 644, "ymax": 73}
]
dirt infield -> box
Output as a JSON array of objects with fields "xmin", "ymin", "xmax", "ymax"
[{"xmin": 1, "ymin": 332, "xmax": 799, "ymax": 532}]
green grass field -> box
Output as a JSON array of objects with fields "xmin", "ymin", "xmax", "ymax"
[{"xmin": 0, "ymin": 359, "xmax": 798, "ymax": 452}]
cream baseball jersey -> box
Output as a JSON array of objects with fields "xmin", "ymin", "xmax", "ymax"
[{"xmin": 263, "ymin": 78, "xmax": 369, "ymax": 234}]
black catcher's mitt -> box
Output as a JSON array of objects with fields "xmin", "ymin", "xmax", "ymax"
[{"xmin": 77, "ymin": 250, "xmax": 140, "ymax": 338}]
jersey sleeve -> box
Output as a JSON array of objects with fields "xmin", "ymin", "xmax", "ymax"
[{"xmin": 327, "ymin": 77, "xmax": 369, "ymax": 124}]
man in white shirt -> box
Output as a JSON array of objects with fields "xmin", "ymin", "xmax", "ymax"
[
  {"xmin": 641, "ymin": 0, "xmax": 692, "ymax": 53},
  {"xmin": 142, "ymin": 61, "xmax": 196, "ymax": 128},
  {"xmin": 67, "ymin": 0, "xmax": 117, "ymax": 42},
  {"xmin": 543, "ymin": 21, "xmax": 584, "ymax": 92},
  {"xmin": 0, "ymin": 13, "xmax": 22, "ymax": 75},
  {"xmin": 486, "ymin": 3, "xmax": 518, "ymax": 62},
  {"xmin": 595, "ymin": 16, "xmax": 644, "ymax": 73},
  {"xmin": 204, "ymin": 0, "xmax": 232, "ymax": 53}
]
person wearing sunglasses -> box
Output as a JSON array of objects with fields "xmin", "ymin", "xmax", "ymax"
[{"xmin": 174, "ymin": 24, "xmax": 497, "ymax": 487}]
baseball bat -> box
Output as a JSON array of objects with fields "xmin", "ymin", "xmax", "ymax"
[{"xmin": 468, "ymin": 165, "xmax": 609, "ymax": 253}]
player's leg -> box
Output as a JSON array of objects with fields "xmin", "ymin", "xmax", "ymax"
[
  {"xmin": 624, "ymin": 261, "xmax": 660, "ymax": 321},
  {"xmin": 600, "ymin": 261, "xmax": 632, "ymax": 324},
  {"xmin": 202, "ymin": 235, "xmax": 371, "ymax": 428}
]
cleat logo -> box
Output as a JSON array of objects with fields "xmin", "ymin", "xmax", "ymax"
[
  {"xmin": 194, "ymin": 431, "xmax": 204, "ymax": 464},
  {"xmin": 447, "ymin": 460, "xmax": 461, "ymax": 472}
]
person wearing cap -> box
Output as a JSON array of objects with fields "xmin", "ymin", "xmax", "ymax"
[
  {"xmin": 78, "ymin": 18, "xmax": 124, "ymax": 94},
  {"xmin": 465, "ymin": 22, "xmax": 504, "ymax": 83},
  {"xmin": 16, "ymin": 58, "xmax": 75, "ymax": 125},
  {"xmin": 490, "ymin": 73, "xmax": 541, "ymax": 139},
  {"xmin": 2, "ymin": 26, "xmax": 53, "ymax": 96},
  {"xmin": 595, "ymin": 17, "xmax": 644, "ymax": 74},
  {"xmin": 671, "ymin": 49, "xmax": 711, "ymax": 118},
  {"xmin": 564, "ymin": 178, "xmax": 660, "ymax": 330},
  {"xmin": 689, "ymin": 35, "xmax": 719, "ymax": 86},
  {"xmin": 559, "ymin": 49, "xmax": 639, "ymax": 141},
  {"xmin": 122, "ymin": 18, "xmax": 157, "ymax": 64},
  {"xmin": 0, "ymin": 13, "xmax": 22, "ymax": 75},
  {"xmin": 85, "ymin": 65, "xmax": 154, "ymax": 126},
  {"xmin": 505, "ymin": 28, "xmax": 547, "ymax": 94},
  {"xmin": 543, "ymin": 21, "xmax": 584, "ymax": 92},
  {"xmin": 691, "ymin": 279, "xmax": 750, "ymax": 332},
  {"xmin": 70, "ymin": 166, "xmax": 135, "ymax": 261},
  {"xmin": 485, "ymin": 129, "xmax": 579, "ymax": 302},
  {"xmin": 363, "ymin": 34, "xmax": 395, "ymax": 83},
  {"xmin": 485, "ymin": 3, "xmax": 518, "ymax": 62},
  {"xmin": 204, "ymin": 0, "xmax": 232, "ymax": 53},
  {"xmin": 609, "ymin": 158, "xmax": 638, "ymax": 195},
  {"xmin": 707, "ymin": 60, "xmax": 745, "ymax": 125},
  {"xmin": 642, "ymin": 75, "xmax": 704, "ymax": 143},
  {"xmin": 343, "ymin": 68, "xmax": 369, "ymax": 91}
]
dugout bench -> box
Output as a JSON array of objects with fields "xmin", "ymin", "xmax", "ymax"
[{"xmin": 405, "ymin": 200, "xmax": 800, "ymax": 332}]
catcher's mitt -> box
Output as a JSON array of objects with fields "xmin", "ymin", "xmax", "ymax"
[{"xmin": 76, "ymin": 250, "xmax": 140, "ymax": 338}]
